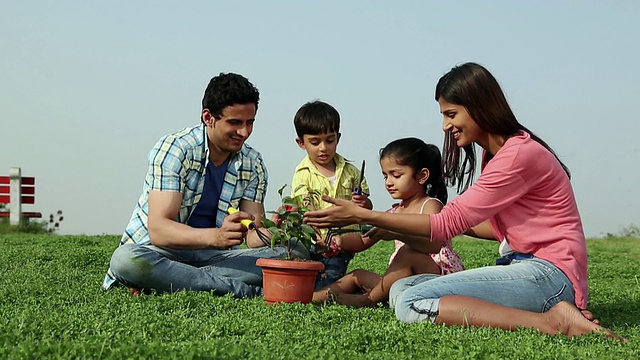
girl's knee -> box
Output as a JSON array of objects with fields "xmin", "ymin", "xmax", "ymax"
[{"xmin": 350, "ymin": 269, "xmax": 370, "ymax": 278}]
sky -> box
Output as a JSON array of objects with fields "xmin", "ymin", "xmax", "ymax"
[{"xmin": 1, "ymin": 1, "xmax": 639, "ymax": 238}]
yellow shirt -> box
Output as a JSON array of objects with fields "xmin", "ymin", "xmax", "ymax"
[{"xmin": 291, "ymin": 154, "xmax": 369, "ymax": 238}]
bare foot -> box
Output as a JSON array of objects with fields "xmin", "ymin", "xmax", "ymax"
[
  {"xmin": 129, "ymin": 287, "xmax": 142, "ymax": 297},
  {"xmin": 337, "ymin": 293, "xmax": 375, "ymax": 308},
  {"xmin": 547, "ymin": 302, "xmax": 626, "ymax": 341},
  {"xmin": 312, "ymin": 288, "xmax": 333, "ymax": 303},
  {"xmin": 580, "ymin": 309, "xmax": 601, "ymax": 326}
]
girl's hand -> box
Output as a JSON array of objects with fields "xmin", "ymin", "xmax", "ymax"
[
  {"xmin": 315, "ymin": 233, "xmax": 334, "ymax": 248},
  {"xmin": 315, "ymin": 235, "xmax": 342, "ymax": 257},
  {"xmin": 322, "ymin": 235, "xmax": 342, "ymax": 258},
  {"xmin": 304, "ymin": 195, "xmax": 365, "ymax": 228},
  {"xmin": 364, "ymin": 227, "xmax": 396, "ymax": 242}
]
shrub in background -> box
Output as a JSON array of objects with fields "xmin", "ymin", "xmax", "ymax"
[{"xmin": 0, "ymin": 208, "xmax": 64, "ymax": 234}]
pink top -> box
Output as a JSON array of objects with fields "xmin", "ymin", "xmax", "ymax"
[
  {"xmin": 429, "ymin": 131, "xmax": 588, "ymax": 309},
  {"xmin": 388, "ymin": 199, "xmax": 464, "ymax": 275}
]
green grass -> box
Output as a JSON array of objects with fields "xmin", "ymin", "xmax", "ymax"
[{"xmin": 0, "ymin": 234, "xmax": 638, "ymax": 359}]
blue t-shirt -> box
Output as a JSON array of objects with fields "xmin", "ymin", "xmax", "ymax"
[{"xmin": 187, "ymin": 159, "xmax": 229, "ymax": 228}]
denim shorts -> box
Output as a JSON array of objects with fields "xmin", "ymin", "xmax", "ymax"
[{"xmin": 389, "ymin": 256, "xmax": 575, "ymax": 323}]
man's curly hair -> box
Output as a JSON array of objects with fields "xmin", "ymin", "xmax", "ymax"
[{"xmin": 202, "ymin": 73, "xmax": 260, "ymax": 122}]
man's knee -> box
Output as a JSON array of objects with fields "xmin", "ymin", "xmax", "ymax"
[{"xmin": 110, "ymin": 244, "xmax": 151, "ymax": 282}]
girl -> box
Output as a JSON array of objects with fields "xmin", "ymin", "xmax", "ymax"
[
  {"xmin": 304, "ymin": 63, "xmax": 624, "ymax": 340},
  {"xmin": 312, "ymin": 138, "xmax": 463, "ymax": 307}
]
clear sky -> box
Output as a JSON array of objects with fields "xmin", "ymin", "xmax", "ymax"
[{"xmin": 2, "ymin": 1, "xmax": 638, "ymax": 237}]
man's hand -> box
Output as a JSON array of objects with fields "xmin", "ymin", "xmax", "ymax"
[
  {"xmin": 211, "ymin": 211, "xmax": 251, "ymax": 248},
  {"xmin": 270, "ymin": 206, "xmax": 286, "ymax": 227}
]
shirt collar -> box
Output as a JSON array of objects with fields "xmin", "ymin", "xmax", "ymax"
[
  {"xmin": 295, "ymin": 153, "xmax": 345, "ymax": 173},
  {"xmin": 200, "ymin": 123, "xmax": 244, "ymax": 167}
]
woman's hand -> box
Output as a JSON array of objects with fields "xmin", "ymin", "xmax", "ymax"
[{"xmin": 304, "ymin": 195, "xmax": 367, "ymax": 228}]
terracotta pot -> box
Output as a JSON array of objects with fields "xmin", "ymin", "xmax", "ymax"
[{"xmin": 256, "ymin": 258, "xmax": 324, "ymax": 305}]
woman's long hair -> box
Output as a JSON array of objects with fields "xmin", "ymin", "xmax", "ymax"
[{"xmin": 435, "ymin": 62, "xmax": 570, "ymax": 193}]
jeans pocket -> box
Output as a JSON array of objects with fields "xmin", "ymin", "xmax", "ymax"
[{"xmin": 542, "ymin": 283, "xmax": 568, "ymax": 312}]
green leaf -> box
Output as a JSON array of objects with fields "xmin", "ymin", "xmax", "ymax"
[
  {"xmin": 282, "ymin": 196, "xmax": 295, "ymax": 203},
  {"xmin": 267, "ymin": 227, "xmax": 281, "ymax": 237},
  {"xmin": 270, "ymin": 232, "xmax": 281, "ymax": 248},
  {"xmin": 261, "ymin": 219, "xmax": 276, "ymax": 228},
  {"xmin": 283, "ymin": 198, "xmax": 299, "ymax": 208},
  {"xmin": 286, "ymin": 212, "xmax": 302, "ymax": 222},
  {"xmin": 301, "ymin": 224, "xmax": 317, "ymax": 238},
  {"xmin": 277, "ymin": 184, "xmax": 288, "ymax": 197},
  {"xmin": 300, "ymin": 237, "xmax": 312, "ymax": 251}
]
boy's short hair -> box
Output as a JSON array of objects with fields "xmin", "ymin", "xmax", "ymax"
[{"xmin": 294, "ymin": 100, "xmax": 340, "ymax": 138}]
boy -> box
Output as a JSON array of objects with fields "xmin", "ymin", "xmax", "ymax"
[{"xmin": 291, "ymin": 100, "xmax": 373, "ymax": 289}]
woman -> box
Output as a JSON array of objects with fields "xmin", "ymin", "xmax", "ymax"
[{"xmin": 304, "ymin": 63, "xmax": 623, "ymax": 340}]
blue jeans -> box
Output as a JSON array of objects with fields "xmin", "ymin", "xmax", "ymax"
[
  {"xmin": 389, "ymin": 256, "xmax": 575, "ymax": 323},
  {"xmin": 109, "ymin": 242, "xmax": 309, "ymax": 298},
  {"xmin": 313, "ymin": 251, "xmax": 355, "ymax": 290}
]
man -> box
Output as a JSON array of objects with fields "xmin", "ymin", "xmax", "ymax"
[{"xmin": 103, "ymin": 73, "xmax": 308, "ymax": 297}]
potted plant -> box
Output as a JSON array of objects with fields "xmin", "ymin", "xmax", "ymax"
[{"xmin": 255, "ymin": 185, "xmax": 325, "ymax": 305}]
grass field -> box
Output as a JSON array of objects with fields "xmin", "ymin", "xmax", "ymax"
[{"xmin": 0, "ymin": 233, "xmax": 638, "ymax": 359}]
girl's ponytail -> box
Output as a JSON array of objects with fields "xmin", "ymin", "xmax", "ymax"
[
  {"xmin": 424, "ymin": 144, "xmax": 448, "ymax": 204},
  {"xmin": 427, "ymin": 174, "xmax": 448, "ymax": 205}
]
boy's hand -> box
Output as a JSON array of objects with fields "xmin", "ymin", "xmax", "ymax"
[{"xmin": 351, "ymin": 193, "xmax": 373, "ymax": 210}]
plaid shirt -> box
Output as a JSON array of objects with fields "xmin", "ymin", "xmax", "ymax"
[{"xmin": 103, "ymin": 124, "xmax": 267, "ymax": 289}]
